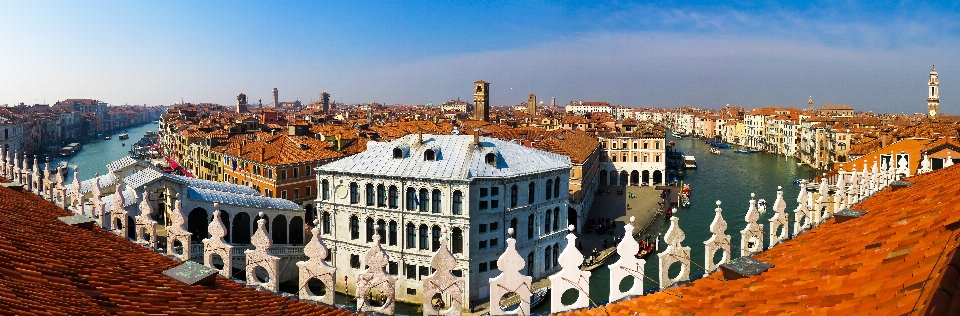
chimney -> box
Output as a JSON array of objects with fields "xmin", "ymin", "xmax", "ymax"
[
  {"xmin": 473, "ymin": 128, "xmax": 480, "ymax": 144},
  {"xmin": 259, "ymin": 147, "xmax": 265, "ymax": 162}
]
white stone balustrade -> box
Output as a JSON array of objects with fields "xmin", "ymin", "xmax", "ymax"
[
  {"xmin": 165, "ymin": 193, "xmax": 192, "ymax": 261},
  {"xmin": 203, "ymin": 204, "xmax": 233, "ymax": 278},
  {"xmin": 422, "ymin": 227, "xmax": 463, "ymax": 316},
  {"xmin": 134, "ymin": 186, "xmax": 157, "ymax": 249},
  {"xmin": 110, "ymin": 183, "xmax": 128, "ymax": 237},
  {"xmin": 658, "ymin": 216, "xmax": 690, "ymax": 289},
  {"xmin": 703, "ymin": 201, "xmax": 730, "ymax": 273},
  {"xmin": 489, "ymin": 228, "xmax": 532, "ymax": 315},
  {"xmin": 356, "ymin": 224, "xmax": 396, "ymax": 314},
  {"xmin": 768, "ymin": 187, "xmax": 789, "ymax": 248},
  {"xmin": 793, "ymin": 183, "xmax": 812, "ymax": 236},
  {"xmin": 609, "ymin": 216, "xmax": 645, "ymax": 302},
  {"xmin": 245, "ymin": 212, "xmax": 280, "ymax": 292},
  {"xmin": 740, "ymin": 193, "xmax": 764, "ymax": 256},
  {"xmin": 297, "ymin": 219, "xmax": 337, "ymax": 306},
  {"xmin": 549, "ymin": 225, "xmax": 590, "ymax": 313}
]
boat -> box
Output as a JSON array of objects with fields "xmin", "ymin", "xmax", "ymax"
[
  {"xmin": 710, "ymin": 147, "xmax": 721, "ymax": 155},
  {"xmin": 793, "ymin": 178, "xmax": 806, "ymax": 185},
  {"xmin": 748, "ymin": 149, "xmax": 760, "ymax": 153},
  {"xmin": 580, "ymin": 247, "xmax": 616, "ymax": 271},
  {"xmin": 680, "ymin": 183, "xmax": 691, "ymax": 208},
  {"xmin": 757, "ymin": 199, "xmax": 767, "ymax": 213},
  {"xmin": 121, "ymin": 143, "xmax": 126, "ymax": 147},
  {"xmin": 672, "ymin": 130, "xmax": 683, "ymax": 138},
  {"xmin": 635, "ymin": 241, "xmax": 656, "ymax": 259},
  {"xmin": 104, "ymin": 135, "xmax": 111, "ymax": 140},
  {"xmin": 708, "ymin": 142, "xmax": 732, "ymax": 149},
  {"xmin": 118, "ymin": 132, "xmax": 129, "ymax": 140},
  {"xmin": 56, "ymin": 161, "xmax": 68, "ymax": 177},
  {"xmin": 683, "ymin": 155, "xmax": 697, "ymax": 169},
  {"xmin": 499, "ymin": 287, "xmax": 549, "ymax": 311}
]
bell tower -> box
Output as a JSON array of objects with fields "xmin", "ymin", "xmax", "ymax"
[
  {"xmin": 928, "ymin": 65, "xmax": 940, "ymax": 119},
  {"xmin": 527, "ymin": 93, "xmax": 537, "ymax": 115},
  {"xmin": 473, "ymin": 80, "xmax": 490, "ymax": 121}
]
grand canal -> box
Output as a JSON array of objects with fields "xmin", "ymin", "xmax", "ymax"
[
  {"xmin": 64, "ymin": 124, "xmax": 817, "ymax": 314},
  {"xmin": 534, "ymin": 134, "xmax": 817, "ymax": 313},
  {"xmin": 60, "ymin": 122, "xmax": 160, "ymax": 182}
]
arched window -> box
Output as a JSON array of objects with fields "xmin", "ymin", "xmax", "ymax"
[
  {"xmin": 528, "ymin": 182, "xmax": 535, "ymax": 204},
  {"xmin": 366, "ymin": 218, "xmax": 375, "ymax": 242},
  {"xmin": 634, "ymin": 155, "xmax": 638, "ymax": 162},
  {"xmin": 485, "ymin": 153, "xmax": 496, "ymax": 166},
  {"xmin": 406, "ymin": 223, "xmax": 415, "ymax": 249},
  {"xmin": 388, "ymin": 185, "xmax": 398, "ymax": 208},
  {"xmin": 419, "ymin": 224, "xmax": 428, "ymax": 250},
  {"xmin": 452, "ymin": 227, "xmax": 463, "ymax": 254},
  {"xmin": 377, "ymin": 219, "xmax": 386, "ymax": 240},
  {"xmin": 432, "ymin": 225, "xmax": 441, "ymax": 251},
  {"xmin": 544, "ymin": 247, "xmax": 552, "ymax": 271},
  {"xmin": 419, "ymin": 188, "xmax": 429, "ymax": 212},
  {"xmin": 510, "ymin": 185, "xmax": 518, "ymax": 208},
  {"xmin": 322, "ymin": 211, "xmax": 331, "ymax": 234},
  {"xmin": 365, "ymin": 184, "xmax": 374, "ymax": 206},
  {"xmin": 452, "ymin": 190, "xmax": 462, "ymax": 215},
  {"xmin": 527, "ymin": 252, "xmax": 535, "ymax": 276},
  {"xmin": 388, "ymin": 220, "xmax": 398, "ymax": 246},
  {"xmin": 431, "ymin": 189, "xmax": 441, "ymax": 213},
  {"xmin": 350, "ymin": 216, "xmax": 359, "ymax": 240},
  {"xmin": 553, "ymin": 207, "xmax": 560, "ymax": 231},
  {"xmin": 424, "ymin": 149, "xmax": 435, "ymax": 161},
  {"xmin": 611, "ymin": 155, "xmax": 617, "ymax": 162},
  {"xmin": 527, "ymin": 214, "xmax": 535, "ymax": 239},
  {"xmin": 545, "ymin": 211, "xmax": 551, "ymax": 233},
  {"xmin": 393, "ymin": 148, "xmax": 403, "ymax": 159},
  {"xmin": 349, "ymin": 182, "xmax": 359, "ymax": 204},
  {"xmin": 554, "ymin": 177, "xmax": 560, "ymax": 197},
  {"xmin": 321, "ymin": 179, "xmax": 329, "ymax": 200},
  {"xmin": 545, "ymin": 180, "xmax": 553, "ymax": 200},
  {"xmin": 406, "ymin": 187, "xmax": 416, "ymax": 210},
  {"xmin": 510, "ymin": 218, "xmax": 518, "ymax": 234},
  {"xmin": 376, "ymin": 184, "xmax": 386, "ymax": 207}
]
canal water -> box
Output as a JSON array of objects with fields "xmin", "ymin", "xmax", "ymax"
[
  {"xmin": 533, "ymin": 134, "xmax": 817, "ymax": 313},
  {"xmin": 60, "ymin": 122, "xmax": 160, "ymax": 182}
]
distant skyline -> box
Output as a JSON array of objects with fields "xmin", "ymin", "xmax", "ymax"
[{"xmin": 2, "ymin": 1, "xmax": 959, "ymax": 114}]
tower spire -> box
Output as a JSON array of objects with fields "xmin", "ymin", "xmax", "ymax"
[{"xmin": 928, "ymin": 65, "xmax": 940, "ymax": 119}]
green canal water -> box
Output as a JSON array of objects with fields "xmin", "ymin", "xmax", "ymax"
[
  {"xmin": 60, "ymin": 122, "xmax": 160, "ymax": 182},
  {"xmin": 532, "ymin": 134, "xmax": 817, "ymax": 313}
]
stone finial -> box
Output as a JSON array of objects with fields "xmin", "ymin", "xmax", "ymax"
[
  {"xmin": 297, "ymin": 218, "xmax": 336, "ymax": 305},
  {"xmin": 489, "ymin": 227, "xmax": 532, "ymax": 315},
  {"xmin": 741, "ymin": 193, "xmax": 764, "ymax": 256},
  {"xmin": 814, "ymin": 177, "xmax": 830, "ymax": 223},
  {"xmin": 203, "ymin": 210, "xmax": 233, "ymax": 278},
  {"xmin": 134, "ymin": 186, "xmax": 158, "ymax": 249},
  {"xmin": 110, "ymin": 182, "xmax": 127, "ymax": 237},
  {"xmin": 896, "ymin": 153, "xmax": 909, "ymax": 179},
  {"xmin": 422, "ymin": 227, "xmax": 463, "ymax": 315},
  {"xmin": 658, "ymin": 217, "xmax": 690, "ymax": 289},
  {"xmin": 702, "ymin": 199, "xmax": 731, "ymax": 275},
  {"xmin": 794, "ymin": 182, "xmax": 813, "ymax": 235},
  {"xmin": 245, "ymin": 213, "xmax": 280, "ymax": 292},
  {"xmin": 769, "ymin": 186, "xmax": 789, "ymax": 248},
  {"xmin": 918, "ymin": 154, "xmax": 932, "ymax": 174},
  {"xmin": 946, "ymin": 152, "xmax": 955, "ymax": 168},
  {"xmin": 549, "ymin": 226, "xmax": 590, "ymax": 313},
  {"xmin": 859, "ymin": 162, "xmax": 869, "ymax": 200},
  {"xmin": 609, "ymin": 216, "xmax": 645, "ymax": 302},
  {"xmin": 166, "ymin": 192, "xmax": 191, "ymax": 261},
  {"xmin": 847, "ymin": 164, "xmax": 860, "ymax": 203},
  {"xmin": 356, "ymin": 222, "xmax": 396, "ymax": 314},
  {"xmin": 834, "ymin": 174, "xmax": 847, "ymax": 213}
]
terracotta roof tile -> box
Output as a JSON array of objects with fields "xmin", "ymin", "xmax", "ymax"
[
  {"xmin": 564, "ymin": 164, "xmax": 960, "ymax": 315},
  {"xmin": 0, "ymin": 181, "xmax": 350, "ymax": 315}
]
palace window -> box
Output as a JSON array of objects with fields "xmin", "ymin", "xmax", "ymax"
[
  {"xmin": 452, "ymin": 190, "xmax": 462, "ymax": 215},
  {"xmin": 350, "ymin": 183, "xmax": 359, "ymax": 204}
]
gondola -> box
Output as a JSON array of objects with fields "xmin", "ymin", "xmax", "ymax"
[{"xmin": 579, "ymin": 248, "xmax": 616, "ymax": 271}]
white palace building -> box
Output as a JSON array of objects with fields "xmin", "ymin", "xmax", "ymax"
[{"xmin": 313, "ymin": 131, "xmax": 573, "ymax": 308}]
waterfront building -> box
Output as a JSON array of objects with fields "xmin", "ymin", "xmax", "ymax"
[
  {"xmin": 597, "ymin": 124, "xmax": 667, "ymax": 186},
  {"xmin": 312, "ymin": 132, "xmax": 572, "ymax": 310},
  {"xmin": 816, "ymin": 104, "xmax": 855, "ymax": 117},
  {"xmin": 565, "ymin": 101, "xmax": 613, "ymax": 116},
  {"xmin": 0, "ymin": 111, "xmax": 26, "ymax": 154},
  {"xmin": 929, "ymin": 65, "xmax": 940, "ymax": 119}
]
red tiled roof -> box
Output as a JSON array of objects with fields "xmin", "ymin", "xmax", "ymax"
[
  {"xmin": 0, "ymin": 181, "xmax": 351, "ymax": 315},
  {"xmin": 564, "ymin": 165, "xmax": 960, "ymax": 315}
]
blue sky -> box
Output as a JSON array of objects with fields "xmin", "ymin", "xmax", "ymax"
[{"xmin": 1, "ymin": 1, "xmax": 958, "ymax": 114}]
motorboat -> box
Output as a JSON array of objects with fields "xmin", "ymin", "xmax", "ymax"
[
  {"xmin": 104, "ymin": 135, "xmax": 112, "ymax": 140},
  {"xmin": 118, "ymin": 132, "xmax": 129, "ymax": 140},
  {"xmin": 710, "ymin": 147, "xmax": 721, "ymax": 155}
]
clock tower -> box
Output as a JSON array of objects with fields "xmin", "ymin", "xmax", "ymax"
[
  {"xmin": 929, "ymin": 65, "xmax": 940, "ymax": 119},
  {"xmin": 473, "ymin": 80, "xmax": 490, "ymax": 122}
]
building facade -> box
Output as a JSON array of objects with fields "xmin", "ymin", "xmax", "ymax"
[{"xmin": 313, "ymin": 133, "xmax": 572, "ymax": 311}]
